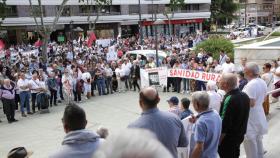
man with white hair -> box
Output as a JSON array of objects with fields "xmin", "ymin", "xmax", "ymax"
[
  {"xmin": 218, "ymin": 73, "xmax": 250, "ymax": 158},
  {"xmin": 190, "ymin": 91, "xmax": 222, "ymax": 158},
  {"xmin": 242, "ymin": 62, "xmax": 268, "ymax": 158},
  {"xmin": 92, "ymin": 129, "xmax": 173, "ymax": 158},
  {"xmin": 206, "ymin": 81, "xmax": 222, "ymax": 112},
  {"xmin": 128, "ymin": 87, "xmax": 187, "ymax": 158}
]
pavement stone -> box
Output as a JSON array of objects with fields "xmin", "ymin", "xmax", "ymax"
[{"xmin": 0, "ymin": 91, "xmax": 279, "ymax": 158}]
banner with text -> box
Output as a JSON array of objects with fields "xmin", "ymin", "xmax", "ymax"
[
  {"xmin": 168, "ymin": 69, "xmax": 222, "ymax": 82},
  {"xmin": 140, "ymin": 67, "xmax": 168, "ymax": 88}
]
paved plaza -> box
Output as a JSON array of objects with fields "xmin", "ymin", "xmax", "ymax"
[{"xmin": 1, "ymin": 92, "xmax": 280, "ymax": 158}]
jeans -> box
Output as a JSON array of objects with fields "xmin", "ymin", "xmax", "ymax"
[
  {"xmin": 97, "ymin": 78, "xmax": 106, "ymax": 95},
  {"xmin": 182, "ymin": 78, "xmax": 190, "ymax": 91},
  {"xmin": 19, "ymin": 91, "xmax": 30, "ymax": 113},
  {"xmin": 105, "ymin": 77, "xmax": 113, "ymax": 94}
]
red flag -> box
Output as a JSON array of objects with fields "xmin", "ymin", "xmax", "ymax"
[
  {"xmin": 0, "ymin": 39, "xmax": 5, "ymax": 50},
  {"xmin": 34, "ymin": 40, "xmax": 43, "ymax": 47},
  {"xmin": 87, "ymin": 32, "xmax": 96, "ymax": 47}
]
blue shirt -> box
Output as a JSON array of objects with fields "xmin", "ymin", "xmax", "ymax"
[
  {"xmin": 190, "ymin": 110, "xmax": 222, "ymax": 158},
  {"xmin": 128, "ymin": 107, "xmax": 188, "ymax": 158},
  {"xmin": 180, "ymin": 109, "xmax": 193, "ymax": 120}
]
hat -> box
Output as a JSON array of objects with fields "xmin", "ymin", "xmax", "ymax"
[
  {"xmin": 7, "ymin": 147, "xmax": 33, "ymax": 158},
  {"xmin": 167, "ymin": 96, "xmax": 179, "ymax": 105}
]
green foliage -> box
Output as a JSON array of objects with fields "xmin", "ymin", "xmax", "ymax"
[
  {"xmin": 211, "ymin": 0, "xmax": 238, "ymax": 25},
  {"xmin": 271, "ymin": 32, "xmax": 280, "ymax": 36},
  {"xmin": 195, "ymin": 36, "xmax": 234, "ymax": 60}
]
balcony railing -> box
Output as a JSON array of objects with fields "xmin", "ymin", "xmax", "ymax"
[{"xmin": 78, "ymin": 12, "xmax": 121, "ymax": 16}]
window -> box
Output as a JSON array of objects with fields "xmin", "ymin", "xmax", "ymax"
[
  {"xmin": 192, "ymin": 4, "xmax": 199, "ymax": 11},
  {"xmin": 61, "ymin": 6, "xmax": 71, "ymax": 16},
  {"xmin": 5, "ymin": 6, "xmax": 17, "ymax": 17},
  {"xmin": 129, "ymin": 5, "xmax": 140, "ymax": 14}
]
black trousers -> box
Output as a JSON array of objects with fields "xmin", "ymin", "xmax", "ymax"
[
  {"xmin": 31, "ymin": 93, "xmax": 39, "ymax": 112},
  {"xmin": 15, "ymin": 94, "xmax": 20, "ymax": 110},
  {"xmin": 132, "ymin": 78, "xmax": 140, "ymax": 91},
  {"xmin": 176, "ymin": 78, "xmax": 182, "ymax": 93},
  {"xmin": 105, "ymin": 77, "xmax": 113, "ymax": 94},
  {"xmin": 50, "ymin": 89, "xmax": 57, "ymax": 106},
  {"xmin": 2, "ymin": 98, "xmax": 16, "ymax": 121},
  {"xmin": 218, "ymin": 136, "xmax": 244, "ymax": 158},
  {"xmin": 73, "ymin": 90, "xmax": 81, "ymax": 102}
]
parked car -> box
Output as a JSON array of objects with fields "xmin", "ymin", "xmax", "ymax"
[{"xmin": 127, "ymin": 50, "xmax": 167, "ymax": 62}]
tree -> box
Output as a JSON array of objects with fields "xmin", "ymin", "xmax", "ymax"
[
  {"xmin": 211, "ymin": 0, "xmax": 238, "ymax": 26},
  {"xmin": 28, "ymin": 0, "xmax": 69, "ymax": 62},
  {"xmin": 79, "ymin": 0, "xmax": 112, "ymax": 31},
  {"xmin": 164, "ymin": 0, "xmax": 185, "ymax": 36},
  {"xmin": 195, "ymin": 35, "xmax": 234, "ymax": 60}
]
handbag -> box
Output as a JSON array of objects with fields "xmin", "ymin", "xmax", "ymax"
[{"xmin": 272, "ymin": 80, "xmax": 280, "ymax": 98}]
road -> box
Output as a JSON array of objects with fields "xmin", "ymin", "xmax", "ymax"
[{"xmin": 0, "ymin": 91, "xmax": 280, "ymax": 158}]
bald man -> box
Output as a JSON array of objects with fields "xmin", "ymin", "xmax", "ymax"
[
  {"xmin": 0, "ymin": 79, "xmax": 17, "ymax": 123},
  {"xmin": 128, "ymin": 87, "xmax": 187, "ymax": 158},
  {"xmin": 218, "ymin": 73, "xmax": 250, "ymax": 158}
]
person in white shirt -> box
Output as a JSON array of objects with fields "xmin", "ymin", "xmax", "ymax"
[
  {"xmin": 115, "ymin": 64, "xmax": 125, "ymax": 93},
  {"xmin": 62, "ymin": 69, "xmax": 73, "ymax": 104},
  {"xmin": 222, "ymin": 57, "xmax": 235, "ymax": 74},
  {"xmin": 242, "ymin": 62, "xmax": 268, "ymax": 158},
  {"xmin": 105, "ymin": 64, "xmax": 114, "ymax": 94},
  {"xmin": 261, "ymin": 63, "xmax": 274, "ymax": 114},
  {"xmin": 122, "ymin": 58, "xmax": 132, "ymax": 90},
  {"xmin": 81, "ymin": 69, "xmax": 92, "ymax": 99},
  {"xmin": 235, "ymin": 57, "xmax": 247, "ymax": 73},
  {"xmin": 29, "ymin": 72, "xmax": 43, "ymax": 113},
  {"xmin": 17, "ymin": 72, "xmax": 32, "ymax": 117},
  {"xmin": 219, "ymin": 51, "xmax": 228, "ymax": 65},
  {"xmin": 206, "ymin": 81, "xmax": 222, "ymax": 113}
]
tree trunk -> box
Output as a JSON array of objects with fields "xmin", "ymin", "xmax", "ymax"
[{"xmin": 42, "ymin": 34, "xmax": 49, "ymax": 63}]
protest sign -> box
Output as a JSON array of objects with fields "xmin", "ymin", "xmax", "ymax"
[
  {"xmin": 106, "ymin": 45, "xmax": 118, "ymax": 61},
  {"xmin": 140, "ymin": 67, "xmax": 168, "ymax": 88},
  {"xmin": 168, "ymin": 69, "xmax": 221, "ymax": 82}
]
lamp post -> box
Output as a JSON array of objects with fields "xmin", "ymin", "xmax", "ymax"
[{"xmin": 69, "ymin": 20, "xmax": 74, "ymax": 52}]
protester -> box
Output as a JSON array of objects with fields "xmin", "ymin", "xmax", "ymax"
[
  {"xmin": 190, "ymin": 91, "xmax": 222, "ymax": 158},
  {"xmin": 17, "ymin": 72, "xmax": 32, "ymax": 117},
  {"xmin": 0, "ymin": 79, "xmax": 18, "ymax": 123},
  {"xmin": 130, "ymin": 60, "xmax": 140, "ymax": 92},
  {"xmin": 242, "ymin": 62, "xmax": 268, "ymax": 158},
  {"xmin": 92, "ymin": 129, "xmax": 173, "ymax": 158},
  {"xmin": 179, "ymin": 97, "xmax": 193, "ymax": 120},
  {"xmin": 29, "ymin": 71, "xmax": 42, "ymax": 113},
  {"xmin": 261, "ymin": 63, "xmax": 274, "ymax": 115},
  {"xmin": 238, "ymin": 71, "xmax": 248, "ymax": 91},
  {"xmin": 62, "ymin": 69, "xmax": 73, "ymax": 104},
  {"xmin": 206, "ymin": 81, "xmax": 222, "ymax": 112},
  {"xmin": 167, "ymin": 96, "xmax": 181, "ymax": 117},
  {"xmin": 47, "ymin": 72, "xmax": 58, "ymax": 107},
  {"xmin": 222, "ymin": 57, "xmax": 235, "ymax": 74},
  {"xmin": 49, "ymin": 103, "xmax": 101, "ymax": 158},
  {"xmin": 128, "ymin": 87, "xmax": 187, "ymax": 158},
  {"xmin": 218, "ymin": 73, "xmax": 250, "ymax": 158}
]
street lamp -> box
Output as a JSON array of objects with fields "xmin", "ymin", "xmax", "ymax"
[{"xmin": 138, "ymin": 0, "xmax": 143, "ymax": 45}]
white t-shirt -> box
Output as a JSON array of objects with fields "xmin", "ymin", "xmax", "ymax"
[
  {"xmin": 115, "ymin": 68, "xmax": 125, "ymax": 79},
  {"xmin": 207, "ymin": 91, "xmax": 222, "ymax": 113},
  {"xmin": 222, "ymin": 63, "xmax": 235, "ymax": 73},
  {"xmin": 261, "ymin": 72, "xmax": 274, "ymax": 92},
  {"xmin": 17, "ymin": 78, "xmax": 30, "ymax": 92},
  {"xmin": 214, "ymin": 64, "xmax": 223, "ymax": 73},
  {"xmin": 29, "ymin": 79, "xmax": 41, "ymax": 94},
  {"xmin": 122, "ymin": 63, "xmax": 132, "ymax": 76},
  {"xmin": 242, "ymin": 78, "xmax": 268, "ymax": 137},
  {"xmin": 273, "ymin": 67, "xmax": 280, "ymax": 84}
]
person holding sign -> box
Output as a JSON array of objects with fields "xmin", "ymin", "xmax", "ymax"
[{"xmin": 218, "ymin": 73, "xmax": 250, "ymax": 158}]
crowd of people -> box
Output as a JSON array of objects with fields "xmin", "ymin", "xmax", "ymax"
[{"xmin": 1, "ymin": 32, "xmax": 280, "ymax": 158}]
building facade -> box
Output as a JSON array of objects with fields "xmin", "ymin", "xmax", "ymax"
[
  {"xmin": 0, "ymin": 0, "xmax": 211, "ymax": 44},
  {"xmin": 235, "ymin": 0, "xmax": 280, "ymax": 26}
]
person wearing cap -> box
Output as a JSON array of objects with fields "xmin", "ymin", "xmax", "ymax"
[
  {"xmin": 7, "ymin": 147, "xmax": 33, "ymax": 158},
  {"xmin": 49, "ymin": 103, "xmax": 101, "ymax": 158},
  {"xmin": 128, "ymin": 87, "xmax": 187, "ymax": 158},
  {"xmin": 180, "ymin": 98, "xmax": 193, "ymax": 120},
  {"xmin": 167, "ymin": 96, "xmax": 181, "ymax": 117}
]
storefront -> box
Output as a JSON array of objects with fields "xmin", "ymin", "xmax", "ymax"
[{"xmin": 141, "ymin": 19, "xmax": 204, "ymax": 37}]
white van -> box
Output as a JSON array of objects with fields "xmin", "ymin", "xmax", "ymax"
[{"xmin": 127, "ymin": 50, "xmax": 167, "ymax": 61}]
